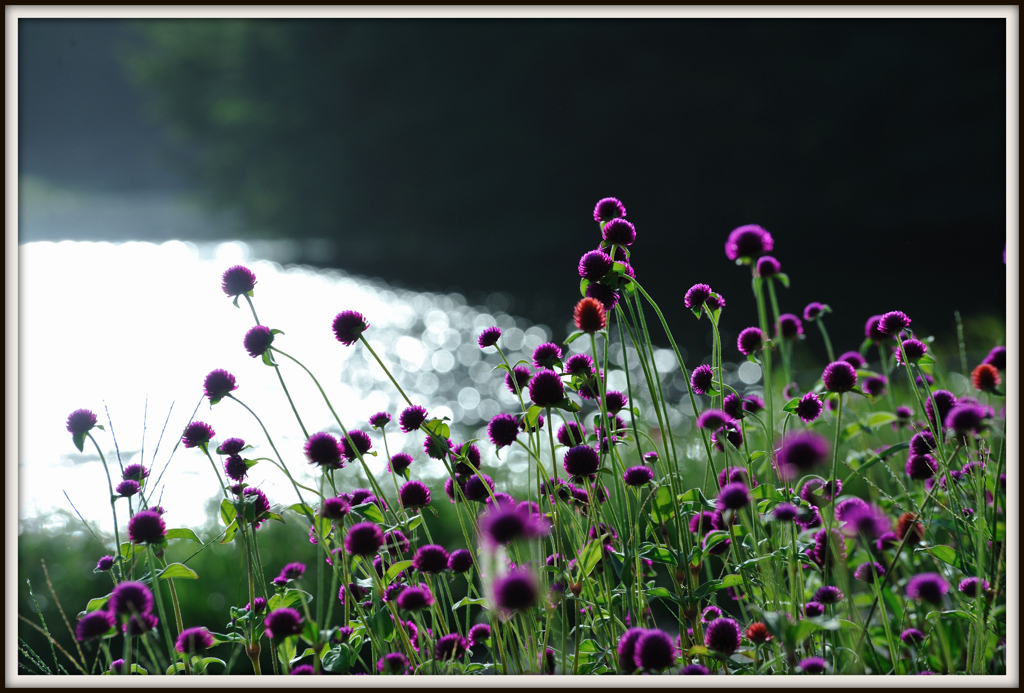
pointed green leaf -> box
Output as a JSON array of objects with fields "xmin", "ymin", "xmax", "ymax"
[
  {"xmin": 165, "ymin": 528, "xmax": 202, "ymax": 544},
  {"xmin": 578, "ymin": 539, "xmax": 604, "ymax": 577},
  {"xmin": 158, "ymin": 562, "xmax": 198, "ymax": 580},
  {"xmin": 865, "ymin": 412, "xmax": 897, "ymax": 428},
  {"xmin": 452, "ymin": 596, "xmax": 488, "ymax": 609},
  {"xmin": 220, "ymin": 519, "xmax": 239, "ymax": 544},
  {"xmin": 72, "ymin": 432, "xmax": 86, "ymax": 453},
  {"xmin": 564, "ymin": 330, "xmax": 586, "ymax": 345},
  {"xmin": 220, "ymin": 498, "xmax": 237, "ymax": 526},
  {"xmin": 776, "ymin": 272, "xmax": 790, "ymax": 289},
  {"xmin": 383, "ymin": 560, "xmax": 414, "ymax": 587},
  {"xmin": 353, "ymin": 502, "xmax": 385, "ymax": 525},
  {"xmin": 579, "ymin": 278, "xmax": 591, "ymax": 297},
  {"xmin": 86, "ymin": 595, "xmax": 111, "ymax": 612}
]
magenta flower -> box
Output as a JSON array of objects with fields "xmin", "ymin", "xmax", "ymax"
[
  {"xmin": 221, "ymin": 265, "xmax": 256, "ymax": 297},
  {"xmin": 528, "ymin": 370, "xmax": 565, "ymax": 408},
  {"xmin": 906, "ymin": 573, "xmax": 949, "ymax": 605},
  {"xmin": 175, "ymin": 626, "xmax": 214, "ymax": 654},
  {"xmin": 76, "ymin": 610, "xmax": 115, "ymax": 641},
  {"xmin": 704, "ymin": 617, "xmax": 741, "ymax": 654},
  {"xmin": 822, "ymin": 360, "xmax": 857, "ymax": 393},
  {"xmin": 578, "ymin": 249, "xmax": 613, "ymax": 281},
  {"xmin": 115, "ymin": 480, "xmax": 140, "ymax": 498},
  {"xmin": 399, "ymin": 480, "xmax": 431, "ymax": 509},
  {"xmin": 332, "ymin": 310, "xmax": 369, "ymax": 346},
  {"xmin": 690, "ymin": 364, "xmax": 714, "ymax": 394},
  {"xmin": 878, "ymin": 310, "xmax": 911, "ymax": 336},
  {"xmin": 399, "ymin": 405, "xmax": 428, "ymax": 433},
  {"xmin": 243, "ymin": 325, "xmax": 275, "ymax": 358},
  {"xmin": 128, "ymin": 510, "xmax": 166, "ymax": 545},
  {"xmin": 593, "ymin": 197, "xmax": 626, "ymax": 223},
  {"xmin": 413, "ymin": 544, "xmax": 450, "ymax": 574},
  {"xmin": 109, "ymin": 581, "xmax": 154, "ymax": 617},
  {"xmin": 181, "ymin": 421, "xmax": 215, "ymax": 449},
  {"xmin": 796, "ymin": 392, "xmax": 823, "ymax": 422},
  {"xmin": 477, "ymin": 326, "xmax": 501, "ymax": 348},
  {"xmin": 304, "ymin": 432, "xmax": 343, "ymax": 469},
  {"xmin": 684, "ymin": 283, "xmax": 712, "ymax": 310},
  {"xmin": 697, "ymin": 409, "xmax": 730, "ymax": 431},
  {"xmin": 203, "ymin": 369, "xmax": 237, "ymax": 404},
  {"xmin": 602, "ymin": 218, "xmax": 636, "ymax": 246},
  {"xmin": 725, "ymin": 224, "xmax": 774, "ymax": 261},
  {"xmin": 263, "ymin": 607, "xmax": 304, "ymax": 639},
  {"xmin": 494, "ymin": 569, "xmax": 538, "ymax": 611},
  {"xmin": 737, "ymin": 327, "xmax": 765, "ymax": 355}
]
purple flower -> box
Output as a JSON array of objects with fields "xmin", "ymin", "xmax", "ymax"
[
  {"xmin": 123, "ymin": 612, "xmax": 159, "ymax": 637},
  {"xmin": 812, "ymin": 528, "xmax": 847, "ymax": 566},
  {"xmin": 617, "ymin": 628, "xmax": 646, "ymax": 671},
  {"xmin": 945, "ymin": 403, "xmax": 988, "ymax": 434},
  {"xmin": 822, "ymin": 360, "xmax": 857, "ymax": 393},
  {"xmin": 906, "ymin": 573, "xmax": 949, "ymax": 605},
  {"xmin": 487, "ymin": 413, "xmax": 519, "ymax": 449},
  {"xmin": 905, "ymin": 454, "xmax": 938, "ymax": 481},
  {"xmin": 218, "ymin": 438, "xmax": 246, "ymax": 456},
  {"xmin": 725, "ymin": 224, "xmax": 774, "ymax": 261},
  {"xmin": 321, "ymin": 496, "xmax": 351, "ymax": 520},
  {"xmin": 864, "ymin": 315, "xmax": 888, "ymax": 342},
  {"xmin": 528, "ymin": 370, "xmax": 565, "ymax": 408},
  {"xmin": 304, "ymin": 432, "xmax": 343, "ymax": 469},
  {"xmin": 717, "ymin": 482, "xmax": 750, "ymax": 511},
  {"xmin": 221, "ymin": 265, "xmax": 256, "ymax": 296},
  {"xmin": 839, "ymin": 351, "xmax": 866, "ymax": 369},
  {"xmin": 203, "ymin": 369, "xmax": 237, "ymax": 404},
  {"xmin": 776, "ymin": 431, "xmax": 829, "ymax": 479},
  {"xmin": 175, "ymin": 626, "xmax": 214, "ymax": 654},
  {"xmin": 277, "ymin": 562, "xmax": 306, "ymax": 583},
  {"xmin": 584, "ymin": 282, "xmax": 619, "ymax": 311},
  {"xmin": 777, "ymin": 313, "xmax": 803, "ymax": 340},
  {"xmin": 756, "ymin": 255, "xmax": 781, "ymax": 278},
  {"xmin": 494, "ymin": 569, "xmax": 538, "ymax": 611},
  {"xmin": 706, "ymin": 292, "xmax": 726, "ymax": 310},
  {"xmin": 340, "ymin": 430, "xmax": 372, "ymax": 461},
  {"xmin": 449, "ymin": 549, "xmax": 473, "ymax": 573},
  {"xmin": 75, "ymin": 610, "xmax": 115, "ymax": 641},
  {"xmin": 839, "ymin": 502, "xmax": 891, "ymax": 541},
  {"xmin": 399, "ymin": 405, "xmax": 428, "ymax": 433},
  {"xmin": 477, "ymin": 326, "xmax": 501, "ymax": 349},
  {"xmin": 803, "ymin": 302, "xmax": 826, "ymax": 321},
  {"xmin": 121, "ymin": 464, "xmax": 149, "ymax": 483},
  {"xmin": 773, "ymin": 503, "xmax": 799, "ymax": 522},
  {"xmin": 369, "ymin": 411, "xmax": 391, "ymax": 429},
  {"xmin": 128, "ymin": 510, "xmax": 166, "ymax": 545},
  {"xmin": 565, "ymin": 353, "xmax": 594, "ymax": 376},
  {"xmin": 895, "ymin": 338, "xmax": 928, "ymax": 365},
  {"xmin": 242, "ymin": 487, "xmax": 271, "ymax": 527},
  {"xmin": 799, "ymin": 656, "xmax": 828, "ymax": 674},
  {"xmin": 925, "ymin": 390, "xmax": 957, "ymax": 431},
  {"xmin": 900, "ymin": 628, "xmax": 925, "ymax": 645},
  {"xmin": 701, "ymin": 605, "xmax": 723, "ymax": 623},
  {"xmin": 397, "ymin": 584, "xmax": 434, "ymax": 611},
  {"xmin": 593, "ymin": 197, "xmax": 627, "ymax": 222},
  {"xmin": 696, "ymin": 409, "xmax": 730, "ymax": 431},
  {"xmin": 602, "ymin": 218, "xmax": 636, "ymax": 246},
  {"xmin": 604, "ymin": 390, "xmax": 628, "ymax": 414},
  {"xmin": 983, "ymin": 345, "xmax": 1006, "ymax": 370},
  {"xmin": 704, "ymin": 617, "xmax": 742, "ymax": 654},
  {"xmin": 684, "ymin": 283, "xmax": 712, "ymax": 310},
  {"xmin": 115, "ymin": 480, "xmax": 140, "ymax": 497},
  {"xmin": 344, "ymin": 522, "xmax": 384, "ymax": 556},
  {"xmin": 388, "ymin": 452, "xmax": 414, "ymax": 475},
  {"xmin": 680, "ymin": 664, "xmax": 710, "ymax": 675},
  {"xmin": 224, "ymin": 454, "xmax": 248, "ymax": 482},
  {"xmin": 737, "ymin": 326, "xmax": 765, "ymax": 355},
  {"xmin": 95, "ymin": 555, "xmax": 115, "ymax": 571},
  {"xmin": 378, "ymin": 652, "xmax": 411, "ymax": 675},
  {"xmin": 399, "ymin": 480, "xmax": 431, "ymax": 509},
  {"xmin": 814, "ymin": 585, "xmax": 844, "ymax": 604},
  {"xmin": 563, "ymin": 444, "xmax": 600, "ymax": 478},
  {"xmin": 796, "ymin": 392, "xmax": 823, "ymax": 422},
  {"xmin": 66, "ymin": 408, "xmax": 99, "ymax": 437},
  {"xmin": 690, "ymin": 364, "xmax": 714, "ymax": 394},
  {"xmin": 435, "ymin": 633, "xmax": 468, "ymax": 662},
  {"xmin": 878, "ymin": 310, "xmax": 911, "ymax": 336},
  {"xmin": 623, "ymin": 466, "xmax": 653, "ymax": 487},
  {"xmin": 462, "ymin": 473, "xmax": 494, "ymax": 501},
  {"xmin": 634, "ymin": 629, "xmax": 676, "ymax": 671},
  {"xmin": 264, "ymin": 607, "xmax": 303, "ymax": 639},
  {"xmin": 413, "ymin": 544, "xmax": 450, "ymax": 574},
  {"xmin": 863, "ymin": 375, "xmax": 888, "ymax": 397},
  {"xmin": 854, "ymin": 561, "xmax": 886, "ymax": 582},
  {"xmin": 722, "ymin": 393, "xmax": 743, "ymax": 419},
  {"xmin": 505, "ymin": 364, "xmax": 532, "ymax": 395},
  {"xmin": 578, "ymin": 249, "xmax": 614, "ymax": 281},
  {"xmin": 243, "ymin": 325, "xmax": 274, "ymax": 358},
  {"xmin": 109, "ymin": 581, "xmax": 154, "ymax": 617},
  {"xmin": 469, "ymin": 623, "xmax": 491, "ymax": 646},
  {"xmin": 182, "ymin": 421, "xmax": 214, "ymax": 449},
  {"xmin": 910, "ymin": 430, "xmax": 937, "ymax": 456},
  {"xmin": 332, "ymin": 310, "xmax": 369, "ymax": 346},
  {"xmin": 958, "ymin": 577, "xmax": 990, "ymax": 597},
  {"xmin": 804, "ymin": 601, "xmax": 825, "ymax": 617},
  {"xmin": 556, "ymin": 422, "xmax": 585, "ymax": 448}
]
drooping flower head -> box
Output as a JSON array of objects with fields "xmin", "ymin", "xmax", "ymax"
[
  {"xmin": 690, "ymin": 364, "xmax": 714, "ymax": 395},
  {"xmin": 684, "ymin": 283, "xmax": 712, "ymax": 310},
  {"xmin": 477, "ymin": 326, "xmax": 501, "ymax": 349},
  {"xmin": 181, "ymin": 421, "xmax": 214, "ymax": 449},
  {"xmin": 574, "ymin": 297, "xmax": 607, "ymax": 333},
  {"xmin": 332, "ymin": 310, "xmax": 369, "ymax": 346},
  {"xmin": 221, "ymin": 265, "xmax": 256, "ymax": 297},
  {"xmin": 243, "ymin": 325, "xmax": 274, "ymax": 358},
  {"xmin": 175, "ymin": 627, "xmax": 214, "ymax": 654},
  {"xmin": 578, "ymin": 249, "xmax": 614, "ymax": 281},
  {"xmin": 737, "ymin": 327, "xmax": 765, "ymax": 356},
  {"xmin": 878, "ymin": 311, "xmax": 911, "ymax": 336},
  {"xmin": 822, "ymin": 360, "xmax": 857, "ymax": 393},
  {"xmin": 602, "ymin": 218, "xmax": 636, "ymax": 246},
  {"xmin": 128, "ymin": 510, "xmax": 166, "ymax": 545},
  {"xmin": 593, "ymin": 197, "xmax": 626, "ymax": 223},
  {"xmin": 203, "ymin": 369, "xmax": 237, "ymax": 404},
  {"xmin": 468, "ymin": 622, "xmax": 491, "ymax": 647},
  {"xmin": 725, "ymin": 224, "xmax": 774, "ymax": 261}
]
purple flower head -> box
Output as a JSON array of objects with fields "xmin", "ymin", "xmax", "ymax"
[
  {"xmin": 906, "ymin": 572, "xmax": 949, "ymax": 605},
  {"xmin": 463, "ymin": 473, "xmax": 494, "ymax": 501},
  {"xmin": 916, "ymin": 373, "xmax": 935, "ymax": 388},
  {"xmin": 243, "ymin": 325, "xmax": 274, "ymax": 358},
  {"xmin": 435, "ymin": 633, "xmax": 468, "ymax": 662},
  {"xmin": 876, "ymin": 531, "xmax": 898, "ymax": 551},
  {"xmin": 839, "ymin": 351, "xmax": 866, "ymax": 369},
  {"xmin": 602, "ymin": 218, "xmax": 636, "ymax": 246},
  {"xmin": 803, "ymin": 302, "xmax": 826, "ymax": 321},
  {"xmin": 218, "ymin": 437, "xmax": 246, "ymax": 456},
  {"xmin": 96, "ymin": 555, "xmax": 116, "ymax": 572},
  {"xmin": 594, "ymin": 197, "xmax": 627, "ymax": 223},
  {"xmin": 494, "ymin": 569, "xmax": 538, "ymax": 612},
  {"xmin": 773, "ymin": 503, "xmax": 799, "ymax": 522},
  {"xmin": 925, "ymin": 390, "xmax": 957, "ymax": 431},
  {"xmin": 690, "ymin": 364, "xmax": 714, "ymax": 394},
  {"xmin": 697, "ymin": 409, "xmax": 730, "ymax": 431},
  {"xmin": 388, "ymin": 452, "xmax": 414, "ymax": 475},
  {"xmin": 725, "ymin": 224, "xmax": 773, "ymax": 261},
  {"xmin": 383, "ymin": 530, "xmax": 410, "ymax": 556},
  {"xmin": 378, "ymin": 652, "xmax": 411, "ymax": 675},
  {"xmin": 584, "ymin": 282, "xmax": 619, "ymax": 312},
  {"xmin": 528, "ymin": 369, "xmax": 565, "ymax": 408},
  {"xmin": 578, "ymin": 249, "xmax": 614, "ymax": 281},
  {"xmin": 399, "ymin": 480, "xmax": 431, "ymax": 509},
  {"xmin": 900, "ymin": 628, "xmax": 926, "ymax": 645},
  {"xmin": 905, "ymin": 453, "xmax": 938, "ymax": 481},
  {"xmin": 344, "ymin": 522, "xmax": 384, "ymax": 556},
  {"xmin": 109, "ymin": 581, "xmax": 154, "ymax": 616},
  {"xmin": 910, "ymin": 430, "xmax": 937, "ymax": 456},
  {"xmin": 242, "ymin": 487, "xmax": 271, "ymax": 527},
  {"xmin": 76, "ymin": 610, "xmax": 115, "ymax": 641},
  {"xmin": 756, "ymin": 255, "xmax": 781, "ymax": 278},
  {"xmin": 684, "ymin": 283, "xmax": 712, "ymax": 310},
  {"xmin": 175, "ymin": 626, "xmax": 214, "ymax": 654},
  {"xmin": 413, "ymin": 544, "xmax": 450, "ymax": 574},
  {"xmin": 128, "ymin": 510, "xmax": 166, "ymax": 545},
  {"xmin": 814, "ymin": 585, "xmax": 844, "ymax": 605},
  {"xmin": 123, "ymin": 612, "xmax": 159, "ymax": 637},
  {"xmin": 706, "ymin": 292, "xmax": 726, "ymax": 310},
  {"xmin": 369, "ymin": 411, "xmax": 391, "ymax": 429},
  {"xmin": 983, "ymin": 345, "xmax": 1006, "ymax": 370},
  {"xmin": 796, "ymin": 505, "xmax": 823, "ymax": 531},
  {"xmin": 623, "ymin": 465, "xmax": 653, "ymax": 487},
  {"xmin": 796, "ymin": 392, "xmax": 823, "ymax": 423},
  {"xmin": 182, "ymin": 421, "xmax": 214, "ymax": 449},
  {"xmin": 721, "ymin": 392, "xmax": 743, "ymax": 420},
  {"xmin": 332, "ymin": 310, "xmax": 369, "ymax": 346},
  {"xmin": 224, "ymin": 454, "xmax": 248, "ymax": 481},
  {"xmin": 634, "ymin": 629, "xmax": 676, "ymax": 671},
  {"xmin": 800, "ymin": 477, "xmax": 842, "ymax": 506},
  {"xmin": 340, "ymin": 430, "xmax": 372, "ymax": 461},
  {"xmin": 277, "ymin": 562, "xmax": 305, "ymax": 583},
  {"xmin": 854, "ymin": 561, "xmax": 886, "ymax": 582},
  {"xmin": 681, "ymin": 664, "xmax": 710, "ymax": 675},
  {"xmin": 689, "ymin": 511, "xmax": 716, "ymax": 534},
  {"xmin": 121, "ymin": 464, "xmax": 149, "ymax": 483},
  {"xmin": 320, "ymin": 496, "xmax": 351, "ymax": 522},
  {"xmin": 221, "ymin": 265, "xmax": 256, "ymax": 296},
  {"xmin": 66, "ymin": 408, "xmax": 98, "ymax": 436},
  {"xmin": 556, "ymin": 422, "xmax": 585, "ymax": 448},
  {"xmin": 822, "ymin": 360, "xmax": 857, "ymax": 393},
  {"xmin": 399, "ymin": 405, "xmax": 428, "ymax": 433},
  {"xmin": 777, "ymin": 313, "xmax": 803, "ymax": 340},
  {"xmin": 563, "ymin": 444, "xmax": 600, "ymax": 478},
  {"xmin": 717, "ymin": 482, "xmax": 750, "ymax": 511},
  {"xmin": 449, "ymin": 549, "xmax": 473, "ymax": 573},
  {"xmin": 617, "ymin": 628, "xmax": 646, "ymax": 671},
  {"xmin": 304, "ymin": 432, "xmax": 342, "ymax": 469},
  {"xmin": 879, "ymin": 310, "xmax": 911, "ymax": 336},
  {"xmin": 397, "ymin": 584, "xmax": 434, "ymax": 611},
  {"xmin": 452, "ymin": 441, "xmax": 482, "ymax": 475},
  {"xmin": 116, "ymin": 479, "xmax": 140, "ymax": 498},
  {"xmin": 812, "ymin": 528, "xmax": 847, "ymax": 567},
  {"xmin": 477, "ymin": 326, "xmax": 501, "ymax": 349},
  {"xmin": 565, "ymin": 353, "xmax": 594, "ymax": 376},
  {"xmin": 505, "ymin": 364, "xmax": 532, "ymax": 395},
  {"xmin": 804, "ymin": 601, "xmax": 825, "ymax": 617},
  {"xmin": 799, "ymin": 657, "xmax": 828, "ymax": 674},
  {"xmin": 264, "ymin": 607, "xmax": 303, "ymax": 639},
  {"xmin": 841, "ymin": 502, "xmax": 891, "ymax": 541},
  {"xmin": 701, "ymin": 605, "xmax": 723, "ymax": 623},
  {"xmin": 487, "ymin": 413, "xmax": 520, "ymax": 449},
  {"xmin": 946, "ymin": 403, "xmax": 988, "ymax": 434},
  {"xmin": 895, "ymin": 405, "xmax": 914, "ymax": 426},
  {"xmin": 863, "ymin": 375, "xmax": 887, "ymax": 398},
  {"xmin": 704, "ymin": 617, "xmax": 742, "ymax": 654},
  {"xmin": 737, "ymin": 326, "xmax": 765, "ymax": 355},
  {"xmin": 777, "ymin": 431, "xmax": 829, "ymax": 480},
  {"xmin": 469, "ymin": 623, "xmax": 491, "ymax": 646},
  {"xmin": 958, "ymin": 577, "xmax": 990, "ymax": 597},
  {"xmin": 864, "ymin": 315, "xmax": 889, "ymax": 342},
  {"xmin": 603, "ymin": 390, "xmax": 628, "ymax": 414},
  {"xmin": 895, "ymin": 338, "xmax": 928, "ymax": 365},
  {"xmin": 203, "ymin": 369, "xmax": 237, "ymax": 404}
]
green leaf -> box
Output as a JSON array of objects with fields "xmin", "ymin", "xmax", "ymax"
[
  {"xmin": 208, "ymin": 631, "xmax": 247, "ymax": 646},
  {"xmin": 423, "ymin": 419, "xmax": 450, "ymax": 439},
  {"xmin": 918, "ymin": 545, "xmax": 959, "ymax": 568},
  {"xmin": 158, "ymin": 562, "xmax": 199, "ymax": 580},
  {"xmin": 641, "ymin": 546, "xmax": 676, "ymax": 565},
  {"xmin": 220, "ymin": 519, "xmax": 239, "ymax": 545},
  {"xmin": 865, "ymin": 412, "xmax": 897, "ymax": 428},
  {"xmin": 579, "ymin": 278, "xmax": 591, "ymax": 297},
  {"xmin": 300, "ymin": 619, "xmax": 319, "ymax": 646},
  {"xmin": 119, "ymin": 541, "xmax": 134, "ymax": 559},
  {"xmin": 578, "ymin": 539, "xmax": 604, "ymax": 577},
  {"xmin": 289, "ymin": 502, "xmax": 316, "ymax": 518},
  {"xmin": 268, "ymin": 590, "xmax": 313, "ymax": 612},
  {"xmin": 264, "ymin": 512, "xmax": 285, "ymax": 525},
  {"xmin": 404, "ymin": 514, "xmax": 423, "ymax": 532},
  {"xmin": 86, "ymin": 595, "xmax": 111, "ymax": 612},
  {"xmin": 220, "ymin": 498, "xmax": 237, "ymax": 526},
  {"xmin": 719, "ymin": 574, "xmax": 744, "ymax": 589},
  {"xmin": 166, "ymin": 662, "xmax": 187, "ymax": 675},
  {"xmin": 687, "ymin": 645, "xmax": 709, "ymax": 657},
  {"xmin": 553, "ymin": 398, "xmax": 582, "ymax": 413},
  {"xmin": 525, "ymin": 405, "xmax": 544, "ymax": 428},
  {"xmin": 646, "ymin": 587, "xmax": 681, "ymax": 604},
  {"xmin": 72, "ymin": 431, "xmax": 86, "ymax": 453},
  {"xmin": 452, "ymin": 596, "xmax": 488, "ymax": 609},
  {"xmin": 776, "ymin": 273, "xmax": 790, "ymax": 289},
  {"xmin": 782, "ymin": 397, "xmax": 802, "ymax": 413},
  {"xmin": 650, "ymin": 485, "xmax": 675, "ymax": 523},
  {"xmin": 353, "ymin": 502, "xmax": 385, "ymax": 525},
  {"xmin": 383, "ymin": 560, "xmax": 414, "ymax": 586},
  {"xmin": 165, "ymin": 528, "xmax": 202, "ymax": 544},
  {"xmin": 322, "ymin": 645, "xmax": 354, "ymax": 673},
  {"xmin": 564, "ymin": 330, "xmax": 586, "ymax": 345},
  {"xmin": 917, "ymin": 353, "xmax": 936, "ymax": 365},
  {"xmin": 840, "ymin": 421, "xmax": 869, "ymax": 443}
]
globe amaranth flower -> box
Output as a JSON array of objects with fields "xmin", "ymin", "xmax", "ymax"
[
  {"xmin": 182, "ymin": 421, "xmax": 215, "ymax": 449},
  {"xmin": 696, "ymin": 409, "xmax": 730, "ymax": 431},
  {"xmin": 623, "ymin": 466, "xmax": 653, "ymax": 487},
  {"xmin": 466, "ymin": 623, "xmax": 491, "ymax": 648},
  {"xmin": 565, "ymin": 352, "xmax": 594, "ymax": 376},
  {"xmin": 602, "ymin": 218, "xmax": 636, "ymax": 246},
  {"xmin": 203, "ymin": 369, "xmax": 237, "ymax": 404},
  {"xmin": 896, "ymin": 512, "xmax": 925, "ymax": 544},
  {"xmin": 123, "ymin": 612, "xmax": 159, "ymax": 637},
  {"xmin": 477, "ymin": 326, "xmax": 501, "ymax": 349},
  {"xmin": 217, "ymin": 437, "xmax": 246, "ymax": 456},
  {"xmin": 462, "ymin": 473, "xmax": 494, "ymax": 501},
  {"xmin": 983, "ymin": 345, "xmax": 1006, "ymax": 370},
  {"xmin": 800, "ymin": 478, "xmax": 842, "ymax": 506},
  {"xmin": 242, "ymin": 487, "xmax": 271, "ymax": 528},
  {"xmin": 413, "ymin": 544, "xmax": 450, "ymax": 574},
  {"xmin": 175, "ymin": 626, "xmax": 214, "ymax": 654},
  {"xmin": 776, "ymin": 431, "xmax": 829, "ymax": 479},
  {"xmin": 574, "ymin": 296, "xmax": 607, "ymax": 333},
  {"xmin": 946, "ymin": 403, "xmax": 989, "ymax": 435},
  {"xmin": 803, "ymin": 302, "xmax": 826, "ymax": 321},
  {"xmin": 560, "ymin": 444, "xmax": 600, "ymax": 479},
  {"xmin": 594, "ymin": 196, "xmax": 627, "ymax": 223},
  {"xmin": 958, "ymin": 577, "xmax": 990, "ymax": 597},
  {"xmin": 399, "ymin": 405, "xmax": 428, "ymax": 433},
  {"xmin": 617, "ymin": 628, "xmax": 646, "ymax": 671},
  {"xmin": 895, "ymin": 338, "xmax": 928, "ymax": 365},
  {"xmin": 773, "ymin": 503, "xmax": 799, "ymax": 522},
  {"xmin": 906, "ymin": 572, "xmax": 949, "ymax": 604},
  {"xmin": 304, "ymin": 432, "xmax": 342, "ymax": 469},
  {"xmin": 804, "ymin": 601, "xmax": 825, "ymax": 617},
  {"xmin": 115, "ymin": 480, "xmax": 140, "ymax": 498},
  {"xmin": 681, "ymin": 664, "xmax": 710, "ymax": 675},
  {"xmin": 76, "ymin": 610, "xmax": 115, "ymax": 641},
  {"xmin": 221, "ymin": 265, "xmax": 256, "ymax": 297},
  {"xmin": 854, "ymin": 561, "xmax": 886, "ymax": 582},
  {"xmin": 633, "ymin": 629, "xmax": 676, "ymax": 672},
  {"xmin": 900, "ymin": 628, "xmax": 926, "ymax": 646},
  {"xmin": 528, "ymin": 369, "xmax": 565, "ymax": 408},
  {"xmin": 128, "ymin": 510, "xmax": 166, "ymax": 545},
  {"xmin": 264, "ymin": 607, "xmax": 304, "ymax": 639},
  {"xmin": 878, "ymin": 310, "xmax": 911, "ymax": 336},
  {"xmin": 795, "ymin": 392, "xmax": 823, "ymax": 422},
  {"xmin": 578, "ymin": 249, "xmax": 614, "ymax": 281},
  {"xmin": 120, "ymin": 464, "xmax": 149, "ymax": 483},
  {"xmin": 706, "ymin": 292, "xmax": 726, "ymax": 310},
  {"xmin": 863, "ymin": 375, "xmax": 887, "ymax": 398},
  {"xmin": 385, "ymin": 452, "xmax": 413, "ymax": 476},
  {"xmin": 344, "ymin": 522, "xmax": 384, "ymax": 556},
  {"xmin": 910, "ymin": 430, "xmax": 937, "ymax": 456},
  {"xmin": 449, "ymin": 549, "xmax": 473, "ymax": 573},
  {"xmin": 435, "ymin": 633, "xmax": 468, "ymax": 661},
  {"xmin": 971, "ymin": 363, "xmax": 1001, "ymax": 392},
  {"xmin": 487, "ymin": 413, "xmax": 519, "ymax": 449},
  {"xmin": 96, "ymin": 555, "xmax": 116, "ymax": 572},
  {"xmin": 397, "ymin": 584, "xmax": 434, "ymax": 611},
  {"xmin": 66, "ymin": 408, "xmax": 98, "ymax": 436},
  {"xmin": 109, "ymin": 581, "xmax": 154, "ymax": 617},
  {"xmin": 838, "ymin": 351, "xmax": 866, "ymax": 369},
  {"xmin": 505, "ymin": 364, "xmax": 532, "ymax": 395},
  {"xmin": 812, "ymin": 528, "xmax": 847, "ymax": 566},
  {"xmin": 822, "ymin": 360, "xmax": 857, "ymax": 393},
  {"xmin": 813, "ymin": 585, "xmax": 844, "ymax": 605},
  {"xmin": 717, "ymin": 482, "xmax": 750, "ymax": 511},
  {"xmin": 684, "ymin": 283, "xmax": 712, "ymax": 310},
  {"xmin": 604, "ymin": 390, "xmax": 628, "ymax": 414},
  {"xmin": 378, "ymin": 652, "xmax": 411, "ymax": 675},
  {"xmin": 556, "ymin": 421, "xmax": 584, "ymax": 447},
  {"xmin": 690, "ymin": 364, "xmax": 714, "ymax": 394},
  {"xmin": 332, "ymin": 310, "xmax": 369, "ymax": 346},
  {"xmin": 704, "ymin": 617, "xmax": 742, "ymax": 654},
  {"xmin": 864, "ymin": 315, "xmax": 889, "ymax": 342},
  {"xmin": 243, "ymin": 325, "xmax": 274, "ymax": 358},
  {"xmin": 321, "ymin": 496, "xmax": 351, "ymax": 521},
  {"xmin": 905, "ymin": 454, "xmax": 938, "ymax": 481},
  {"xmin": 737, "ymin": 326, "xmax": 765, "ymax": 355},
  {"xmin": 799, "ymin": 657, "xmax": 828, "ymax": 674},
  {"xmin": 399, "ymin": 480, "xmax": 431, "ymax": 509},
  {"xmin": 725, "ymin": 224, "xmax": 773, "ymax": 261},
  {"xmin": 925, "ymin": 390, "xmax": 957, "ymax": 430},
  {"xmin": 224, "ymin": 454, "xmax": 248, "ymax": 482},
  {"xmin": 776, "ymin": 313, "xmax": 803, "ymax": 340},
  {"xmin": 585, "ymin": 282, "xmax": 619, "ymax": 311},
  {"xmin": 756, "ymin": 255, "xmax": 781, "ymax": 278},
  {"xmin": 720, "ymin": 393, "xmax": 743, "ymax": 420},
  {"xmin": 494, "ymin": 569, "xmax": 538, "ymax": 612},
  {"xmin": 340, "ymin": 430, "xmax": 372, "ymax": 462}
]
